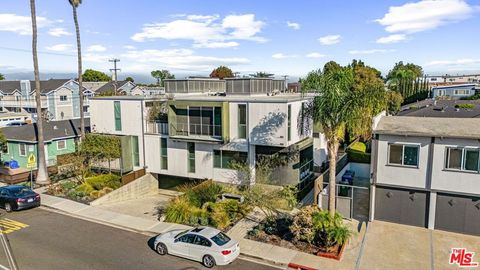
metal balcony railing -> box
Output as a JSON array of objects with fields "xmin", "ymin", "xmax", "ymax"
[
  {"xmin": 146, "ymin": 121, "xmax": 169, "ymax": 135},
  {"xmin": 172, "ymin": 123, "xmax": 222, "ymax": 137}
]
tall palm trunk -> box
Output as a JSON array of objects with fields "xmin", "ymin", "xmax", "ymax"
[
  {"xmin": 327, "ymin": 138, "xmax": 339, "ymax": 216},
  {"xmin": 72, "ymin": 5, "xmax": 85, "ymax": 140},
  {"xmin": 30, "ymin": 0, "xmax": 49, "ymax": 184}
]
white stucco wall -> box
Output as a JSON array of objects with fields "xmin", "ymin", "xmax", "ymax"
[
  {"xmin": 375, "ymin": 134, "xmax": 431, "ymax": 188},
  {"xmin": 90, "ymin": 98, "xmax": 146, "ymax": 169},
  {"xmin": 430, "ymin": 137, "xmax": 480, "ymax": 195},
  {"xmin": 54, "ymin": 87, "xmax": 74, "ymax": 120},
  {"xmin": 314, "ymin": 132, "xmax": 328, "ymax": 166}
]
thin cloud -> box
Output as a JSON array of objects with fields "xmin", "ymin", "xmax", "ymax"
[
  {"xmin": 46, "ymin": 44, "xmax": 73, "ymax": 52},
  {"xmin": 131, "ymin": 14, "xmax": 265, "ymax": 46},
  {"xmin": 376, "ymin": 34, "xmax": 406, "ymax": 44},
  {"xmin": 349, "ymin": 49, "xmax": 396, "ymax": 55},
  {"xmin": 287, "ymin": 21, "xmax": 300, "ymax": 30},
  {"xmin": 318, "ymin": 35, "xmax": 341, "ymax": 45},
  {"xmin": 0, "ymin": 14, "xmax": 51, "ymax": 35},
  {"xmin": 376, "ymin": 0, "xmax": 476, "ymax": 34},
  {"xmin": 306, "ymin": 52, "xmax": 326, "ymax": 58},
  {"xmin": 87, "ymin": 45, "xmax": 107, "ymax": 52},
  {"xmin": 48, "ymin": 27, "xmax": 72, "ymax": 37},
  {"xmin": 272, "ymin": 53, "xmax": 296, "ymax": 59}
]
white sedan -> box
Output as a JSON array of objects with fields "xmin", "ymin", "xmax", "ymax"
[{"xmin": 154, "ymin": 227, "xmax": 240, "ymax": 268}]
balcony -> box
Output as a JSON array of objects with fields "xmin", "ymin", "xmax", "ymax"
[
  {"xmin": 1, "ymin": 98, "xmax": 48, "ymax": 108},
  {"xmin": 170, "ymin": 123, "xmax": 222, "ymax": 141},
  {"xmin": 146, "ymin": 121, "xmax": 169, "ymax": 135}
]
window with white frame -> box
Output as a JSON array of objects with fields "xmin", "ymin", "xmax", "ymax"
[
  {"xmin": 454, "ymin": 89, "xmax": 469, "ymax": 95},
  {"xmin": 388, "ymin": 144, "xmax": 419, "ymax": 167},
  {"xmin": 19, "ymin": 143, "xmax": 26, "ymax": 156},
  {"xmin": 57, "ymin": 140, "xmax": 66, "ymax": 150},
  {"xmin": 60, "ymin": 95, "xmax": 68, "ymax": 101},
  {"xmin": 445, "ymin": 147, "xmax": 479, "ymax": 172}
]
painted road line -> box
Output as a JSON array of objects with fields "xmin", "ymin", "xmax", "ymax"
[{"xmin": 0, "ymin": 219, "xmax": 29, "ymax": 234}]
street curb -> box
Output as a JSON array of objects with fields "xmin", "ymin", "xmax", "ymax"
[
  {"xmin": 238, "ymin": 252, "xmax": 288, "ymax": 269},
  {"xmin": 287, "ymin": 262, "xmax": 318, "ymax": 270},
  {"xmin": 39, "ymin": 205, "xmax": 157, "ymax": 237}
]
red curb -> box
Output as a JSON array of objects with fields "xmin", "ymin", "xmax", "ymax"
[{"xmin": 287, "ymin": 262, "xmax": 317, "ymax": 270}]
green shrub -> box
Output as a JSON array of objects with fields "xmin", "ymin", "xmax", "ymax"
[
  {"xmin": 290, "ymin": 206, "xmax": 319, "ymax": 244},
  {"xmin": 461, "ymin": 93, "xmax": 480, "ymax": 100},
  {"xmin": 164, "ymin": 198, "xmax": 195, "ymax": 224},
  {"xmin": 85, "ymin": 174, "xmax": 121, "ymax": 190},
  {"xmin": 455, "ymin": 103, "xmax": 475, "ymax": 109},
  {"xmin": 75, "ymin": 183, "xmax": 94, "ymax": 195},
  {"xmin": 60, "ymin": 180, "xmax": 77, "ymax": 191},
  {"xmin": 217, "ymin": 199, "xmax": 250, "ymax": 221},
  {"xmin": 349, "ymin": 142, "xmax": 366, "ymax": 153},
  {"xmin": 179, "ymin": 180, "xmax": 224, "ymax": 207},
  {"xmin": 312, "ymin": 210, "xmax": 352, "ymax": 248},
  {"xmin": 347, "ymin": 149, "xmax": 371, "ymax": 164},
  {"xmin": 90, "ymin": 190, "xmax": 101, "ymax": 199},
  {"xmin": 205, "ymin": 202, "xmax": 231, "ymax": 230}
]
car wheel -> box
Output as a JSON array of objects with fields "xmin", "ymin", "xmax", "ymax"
[
  {"xmin": 202, "ymin": 255, "xmax": 216, "ymax": 268},
  {"xmin": 156, "ymin": 243, "xmax": 168, "ymax": 255},
  {"xmin": 5, "ymin": 203, "xmax": 12, "ymax": 212}
]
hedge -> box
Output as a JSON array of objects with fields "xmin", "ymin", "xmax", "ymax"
[{"xmin": 347, "ymin": 149, "xmax": 371, "ymax": 164}]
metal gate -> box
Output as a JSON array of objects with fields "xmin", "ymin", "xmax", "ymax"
[{"xmin": 319, "ymin": 182, "xmax": 370, "ymax": 220}]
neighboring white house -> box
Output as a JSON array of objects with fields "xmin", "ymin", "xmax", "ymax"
[
  {"xmin": 0, "ymin": 79, "xmax": 93, "ymax": 120},
  {"xmin": 370, "ymin": 116, "xmax": 480, "ymax": 236},
  {"xmin": 90, "ymin": 77, "xmax": 327, "ymax": 189}
]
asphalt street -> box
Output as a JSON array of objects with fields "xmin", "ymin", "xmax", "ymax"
[{"xmin": 0, "ymin": 208, "xmax": 278, "ymax": 270}]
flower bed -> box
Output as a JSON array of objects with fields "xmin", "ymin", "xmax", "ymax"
[
  {"xmin": 246, "ymin": 206, "xmax": 352, "ymax": 260},
  {"xmin": 46, "ymin": 173, "xmax": 122, "ymax": 203}
]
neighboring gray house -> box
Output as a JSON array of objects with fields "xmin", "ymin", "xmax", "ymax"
[
  {"xmin": 94, "ymin": 81, "xmax": 136, "ymax": 96},
  {"xmin": 0, "ymin": 79, "xmax": 93, "ymax": 120},
  {"xmin": 370, "ymin": 116, "xmax": 480, "ymax": 235},
  {"xmin": 432, "ymin": 84, "xmax": 477, "ymax": 99}
]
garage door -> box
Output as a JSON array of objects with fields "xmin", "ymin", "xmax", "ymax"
[
  {"xmin": 435, "ymin": 193, "xmax": 480, "ymax": 236},
  {"xmin": 375, "ymin": 186, "xmax": 429, "ymax": 227}
]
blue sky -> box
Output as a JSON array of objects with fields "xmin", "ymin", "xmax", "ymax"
[{"xmin": 0, "ymin": 0, "xmax": 479, "ymax": 82}]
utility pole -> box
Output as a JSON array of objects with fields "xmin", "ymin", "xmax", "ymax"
[
  {"xmin": 109, "ymin": 58, "xmax": 120, "ymax": 95},
  {"xmin": 109, "ymin": 58, "xmax": 121, "ymax": 82}
]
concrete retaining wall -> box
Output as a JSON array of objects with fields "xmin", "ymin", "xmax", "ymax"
[
  {"xmin": 335, "ymin": 162, "xmax": 370, "ymax": 181},
  {"xmin": 90, "ymin": 173, "xmax": 158, "ymax": 206}
]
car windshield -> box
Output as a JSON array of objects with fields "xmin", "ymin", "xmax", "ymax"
[
  {"xmin": 210, "ymin": 232, "xmax": 231, "ymax": 246},
  {"xmin": 10, "ymin": 187, "xmax": 30, "ymax": 196},
  {"xmin": 174, "ymin": 230, "xmax": 189, "ymax": 239}
]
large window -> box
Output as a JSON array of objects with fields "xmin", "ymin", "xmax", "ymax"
[
  {"xmin": 388, "ymin": 144, "xmax": 419, "ymax": 167},
  {"xmin": 185, "ymin": 106, "xmax": 221, "ymax": 137},
  {"xmin": 287, "ymin": 104, "xmax": 291, "ymax": 141},
  {"xmin": 114, "ymin": 101, "xmax": 122, "ymax": 131},
  {"xmin": 446, "ymin": 147, "xmax": 479, "ymax": 172},
  {"xmin": 238, "ymin": 104, "xmax": 247, "ymax": 139},
  {"xmin": 132, "ymin": 136, "xmax": 140, "ymax": 166},
  {"xmin": 213, "ymin": 150, "xmax": 248, "ymax": 169},
  {"xmin": 187, "ymin": 142, "xmax": 195, "ymax": 173},
  {"xmin": 160, "ymin": 138, "xmax": 168, "ymax": 170}
]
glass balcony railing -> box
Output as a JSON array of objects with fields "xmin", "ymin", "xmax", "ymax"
[{"xmin": 172, "ymin": 123, "xmax": 222, "ymax": 138}]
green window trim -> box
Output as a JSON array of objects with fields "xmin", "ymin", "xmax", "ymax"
[
  {"xmin": 238, "ymin": 104, "xmax": 247, "ymax": 139},
  {"xmin": 160, "ymin": 138, "xmax": 168, "ymax": 170},
  {"xmin": 114, "ymin": 101, "xmax": 122, "ymax": 131},
  {"xmin": 287, "ymin": 104, "xmax": 291, "ymax": 141},
  {"xmin": 187, "ymin": 142, "xmax": 195, "ymax": 173},
  {"xmin": 132, "ymin": 136, "xmax": 140, "ymax": 166},
  {"xmin": 213, "ymin": 150, "xmax": 248, "ymax": 169}
]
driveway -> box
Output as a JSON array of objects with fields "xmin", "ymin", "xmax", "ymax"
[{"xmin": 358, "ymin": 221, "xmax": 480, "ymax": 270}]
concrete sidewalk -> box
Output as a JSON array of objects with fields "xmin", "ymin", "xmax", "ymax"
[{"xmin": 39, "ymin": 193, "xmax": 191, "ymax": 235}]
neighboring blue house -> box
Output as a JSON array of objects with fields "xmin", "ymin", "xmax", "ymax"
[{"xmin": 432, "ymin": 84, "xmax": 477, "ymax": 99}]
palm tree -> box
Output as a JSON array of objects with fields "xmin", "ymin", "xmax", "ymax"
[
  {"xmin": 69, "ymin": 0, "xmax": 85, "ymax": 140},
  {"xmin": 30, "ymin": 0, "xmax": 49, "ymax": 184},
  {"xmin": 303, "ymin": 64, "xmax": 358, "ymax": 216}
]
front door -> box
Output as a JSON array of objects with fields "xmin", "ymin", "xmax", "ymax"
[{"xmin": 170, "ymin": 234, "xmax": 196, "ymax": 259}]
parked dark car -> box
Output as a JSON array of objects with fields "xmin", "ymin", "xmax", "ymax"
[{"xmin": 0, "ymin": 185, "xmax": 40, "ymax": 212}]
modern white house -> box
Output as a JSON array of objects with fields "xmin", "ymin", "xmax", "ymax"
[
  {"xmin": 431, "ymin": 84, "xmax": 477, "ymax": 99},
  {"xmin": 370, "ymin": 116, "xmax": 480, "ymax": 235},
  {"xmin": 90, "ymin": 77, "xmax": 327, "ymax": 189},
  {"xmin": 0, "ymin": 79, "xmax": 93, "ymax": 120}
]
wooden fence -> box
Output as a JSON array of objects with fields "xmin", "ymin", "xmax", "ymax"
[{"xmin": 121, "ymin": 168, "xmax": 146, "ymax": 186}]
